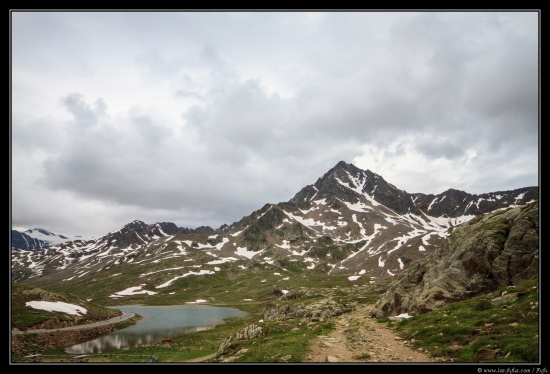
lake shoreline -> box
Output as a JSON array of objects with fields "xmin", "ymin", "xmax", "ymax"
[{"xmin": 65, "ymin": 304, "xmax": 249, "ymax": 354}]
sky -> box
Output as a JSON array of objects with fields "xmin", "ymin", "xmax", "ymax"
[{"xmin": 10, "ymin": 10, "xmax": 540, "ymax": 239}]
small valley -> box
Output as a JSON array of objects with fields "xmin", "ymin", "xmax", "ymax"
[{"xmin": 10, "ymin": 162, "xmax": 540, "ymax": 365}]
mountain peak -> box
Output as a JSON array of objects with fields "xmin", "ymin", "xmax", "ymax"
[
  {"xmin": 333, "ymin": 160, "xmax": 361, "ymax": 172},
  {"xmin": 11, "ymin": 162, "xmax": 539, "ymax": 289},
  {"xmin": 28, "ymin": 228, "xmax": 55, "ymax": 236}
]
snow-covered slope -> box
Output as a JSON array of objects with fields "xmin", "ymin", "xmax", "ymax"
[
  {"xmin": 11, "ymin": 228, "xmax": 94, "ymax": 251},
  {"xmin": 11, "ymin": 161, "xmax": 538, "ymax": 291}
]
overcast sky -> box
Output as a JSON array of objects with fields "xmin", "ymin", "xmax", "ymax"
[{"xmin": 10, "ymin": 11, "xmax": 539, "ymax": 238}]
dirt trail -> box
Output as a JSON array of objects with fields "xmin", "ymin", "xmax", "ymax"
[
  {"xmin": 303, "ymin": 304, "xmax": 437, "ymax": 363},
  {"xmin": 184, "ymin": 303, "xmax": 441, "ymax": 363}
]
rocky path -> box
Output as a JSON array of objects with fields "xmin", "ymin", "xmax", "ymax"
[
  {"xmin": 12, "ymin": 302, "xmax": 439, "ymax": 363},
  {"xmin": 303, "ymin": 304, "xmax": 437, "ymax": 363}
]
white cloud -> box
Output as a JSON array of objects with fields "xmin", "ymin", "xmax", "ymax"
[{"xmin": 11, "ymin": 11, "xmax": 539, "ymax": 237}]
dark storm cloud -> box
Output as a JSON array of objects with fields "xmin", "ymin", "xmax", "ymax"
[
  {"xmin": 61, "ymin": 93, "xmax": 104, "ymax": 127},
  {"xmin": 11, "ymin": 11, "xmax": 539, "ymax": 237},
  {"xmin": 413, "ymin": 137, "xmax": 466, "ymax": 160}
]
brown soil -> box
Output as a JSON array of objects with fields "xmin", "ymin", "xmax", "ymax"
[{"xmin": 303, "ymin": 304, "xmax": 438, "ymax": 363}]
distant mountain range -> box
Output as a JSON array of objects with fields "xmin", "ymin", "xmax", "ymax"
[
  {"xmin": 11, "ymin": 161, "xmax": 538, "ymax": 296},
  {"xmin": 10, "ymin": 228, "xmax": 91, "ymax": 251}
]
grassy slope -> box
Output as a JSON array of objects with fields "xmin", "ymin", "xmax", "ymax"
[
  {"xmin": 391, "ymin": 277, "xmax": 540, "ymax": 363},
  {"xmin": 11, "ymin": 264, "xmax": 539, "ymax": 363},
  {"xmin": 11, "ymin": 282, "xmax": 121, "ymax": 330}
]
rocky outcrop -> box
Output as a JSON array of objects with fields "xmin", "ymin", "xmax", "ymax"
[
  {"xmin": 11, "ymin": 230, "xmax": 51, "ymax": 251},
  {"xmin": 263, "ymin": 297, "xmax": 353, "ymax": 321},
  {"xmin": 217, "ymin": 324, "xmax": 264, "ymax": 355},
  {"xmin": 217, "ymin": 290, "xmax": 354, "ymax": 360},
  {"xmin": 370, "ymin": 201, "xmax": 539, "ymax": 318}
]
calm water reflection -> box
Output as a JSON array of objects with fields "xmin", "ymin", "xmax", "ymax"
[{"xmin": 65, "ymin": 304, "xmax": 249, "ymax": 354}]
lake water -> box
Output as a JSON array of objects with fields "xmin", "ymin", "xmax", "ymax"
[{"xmin": 65, "ymin": 304, "xmax": 249, "ymax": 354}]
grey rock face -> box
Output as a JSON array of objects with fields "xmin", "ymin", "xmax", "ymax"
[
  {"xmin": 263, "ymin": 298, "xmax": 353, "ymax": 321},
  {"xmin": 370, "ymin": 201, "xmax": 539, "ymax": 318},
  {"xmin": 11, "ymin": 230, "xmax": 51, "ymax": 251},
  {"xmin": 217, "ymin": 324, "xmax": 264, "ymax": 355},
  {"xmin": 12, "ymin": 161, "xmax": 539, "ymax": 289}
]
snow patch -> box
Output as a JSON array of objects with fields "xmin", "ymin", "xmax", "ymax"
[{"xmin": 26, "ymin": 301, "xmax": 87, "ymax": 316}]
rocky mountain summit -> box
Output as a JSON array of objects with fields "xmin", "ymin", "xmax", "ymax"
[
  {"xmin": 11, "ymin": 230, "xmax": 52, "ymax": 251},
  {"xmin": 370, "ymin": 201, "xmax": 539, "ymax": 318},
  {"xmin": 11, "ymin": 161, "xmax": 538, "ymax": 297},
  {"xmin": 11, "ymin": 228, "xmax": 94, "ymax": 251}
]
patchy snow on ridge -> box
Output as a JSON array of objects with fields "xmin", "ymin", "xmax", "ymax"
[
  {"xmin": 387, "ymin": 229, "xmax": 427, "ymax": 255},
  {"xmin": 214, "ymin": 237, "xmax": 230, "ymax": 250},
  {"xmin": 110, "ymin": 285, "xmax": 157, "ymax": 298},
  {"xmin": 154, "ymin": 224, "xmax": 168, "ymax": 236},
  {"xmin": 155, "ymin": 269, "xmax": 215, "ymax": 289},
  {"xmin": 207, "ymin": 257, "xmax": 238, "ymax": 265},
  {"xmin": 140, "ymin": 266, "xmax": 184, "ymax": 277},
  {"xmin": 282, "ymin": 210, "xmax": 325, "ymax": 228},
  {"xmin": 514, "ymin": 193, "xmax": 526, "ymax": 204},
  {"xmin": 186, "ymin": 299, "xmax": 208, "ymax": 304},
  {"xmin": 20, "ymin": 228, "xmax": 91, "ymax": 245},
  {"xmin": 235, "ymin": 246, "xmax": 259, "ymax": 259},
  {"xmin": 231, "ymin": 229, "xmax": 245, "ymax": 237},
  {"xmin": 277, "ymin": 240, "xmax": 291, "ymax": 249}
]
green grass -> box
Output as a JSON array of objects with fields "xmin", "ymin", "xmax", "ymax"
[
  {"xmin": 391, "ymin": 278, "xmax": 539, "ymax": 363},
  {"xmin": 11, "ymin": 282, "xmax": 121, "ymax": 330},
  {"xmin": 12, "ymin": 262, "xmax": 539, "ymax": 364},
  {"xmin": 11, "ymin": 266, "xmax": 368, "ymax": 363},
  {"xmin": 207, "ymin": 319, "xmax": 335, "ymax": 363}
]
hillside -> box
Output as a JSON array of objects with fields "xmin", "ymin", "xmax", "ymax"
[
  {"xmin": 11, "ymin": 282, "xmax": 122, "ymax": 331},
  {"xmin": 371, "ymin": 201, "xmax": 539, "ymax": 318},
  {"xmin": 10, "ymin": 201, "xmax": 540, "ymax": 363},
  {"xmin": 11, "ymin": 162, "xmax": 538, "ymax": 303}
]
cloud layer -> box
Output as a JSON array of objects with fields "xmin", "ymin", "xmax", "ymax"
[{"xmin": 11, "ymin": 11, "xmax": 539, "ymax": 237}]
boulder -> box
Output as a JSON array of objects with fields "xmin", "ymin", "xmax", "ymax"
[{"xmin": 371, "ymin": 202, "xmax": 538, "ymax": 318}]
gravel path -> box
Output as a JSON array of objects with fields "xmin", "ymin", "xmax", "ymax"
[{"xmin": 303, "ymin": 304, "xmax": 437, "ymax": 363}]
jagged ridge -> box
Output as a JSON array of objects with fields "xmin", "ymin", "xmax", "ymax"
[
  {"xmin": 11, "ymin": 161, "xmax": 538, "ymax": 296},
  {"xmin": 370, "ymin": 201, "xmax": 539, "ymax": 318}
]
